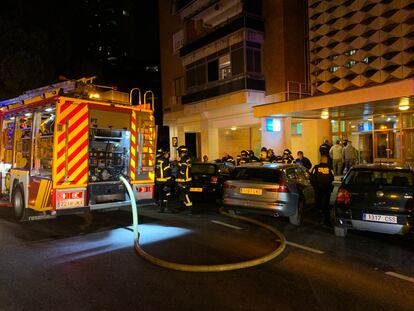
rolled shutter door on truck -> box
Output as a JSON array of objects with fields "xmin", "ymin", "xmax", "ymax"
[{"xmin": 53, "ymin": 100, "xmax": 89, "ymax": 187}]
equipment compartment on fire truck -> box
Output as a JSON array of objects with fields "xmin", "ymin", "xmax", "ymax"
[{"xmin": 0, "ymin": 78, "xmax": 156, "ymax": 221}]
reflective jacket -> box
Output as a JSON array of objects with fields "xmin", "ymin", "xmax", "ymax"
[
  {"xmin": 176, "ymin": 155, "xmax": 191, "ymax": 183},
  {"xmin": 155, "ymin": 158, "xmax": 172, "ymax": 183}
]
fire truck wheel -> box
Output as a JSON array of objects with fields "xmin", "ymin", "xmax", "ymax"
[{"xmin": 12, "ymin": 184, "xmax": 26, "ymax": 221}]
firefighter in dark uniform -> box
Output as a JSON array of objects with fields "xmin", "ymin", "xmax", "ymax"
[
  {"xmin": 155, "ymin": 148, "xmax": 172, "ymax": 213},
  {"xmin": 176, "ymin": 145, "xmax": 193, "ymax": 212},
  {"xmin": 310, "ymin": 154, "xmax": 334, "ymax": 226},
  {"xmin": 281, "ymin": 149, "xmax": 294, "ymax": 163},
  {"xmin": 237, "ymin": 150, "xmax": 249, "ymax": 165}
]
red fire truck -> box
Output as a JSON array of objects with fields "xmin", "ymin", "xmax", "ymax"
[{"xmin": 0, "ymin": 77, "xmax": 156, "ymax": 221}]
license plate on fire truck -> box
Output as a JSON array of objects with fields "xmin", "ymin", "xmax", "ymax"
[{"xmin": 56, "ymin": 190, "xmax": 85, "ymax": 209}]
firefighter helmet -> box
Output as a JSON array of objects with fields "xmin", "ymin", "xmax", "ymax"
[
  {"xmin": 240, "ymin": 150, "xmax": 248, "ymax": 157},
  {"xmin": 177, "ymin": 145, "xmax": 188, "ymax": 156},
  {"xmin": 156, "ymin": 148, "xmax": 164, "ymax": 158}
]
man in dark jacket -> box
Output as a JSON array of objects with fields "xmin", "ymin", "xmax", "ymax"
[
  {"xmin": 295, "ymin": 151, "xmax": 312, "ymax": 170},
  {"xmin": 310, "ymin": 155, "xmax": 334, "ymax": 226}
]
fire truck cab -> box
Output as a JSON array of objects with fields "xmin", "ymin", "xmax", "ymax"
[{"xmin": 0, "ymin": 78, "xmax": 156, "ymax": 221}]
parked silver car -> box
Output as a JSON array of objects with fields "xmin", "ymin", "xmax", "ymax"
[{"xmin": 222, "ymin": 163, "xmax": 315, "ymax": 225}]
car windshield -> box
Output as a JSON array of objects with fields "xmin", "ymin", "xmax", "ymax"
[
  {"xmin": 232, "ymin": 168, "xmax": 281, "ymax": 183},
  {"xmin": 345, "ymin": 169, "xmax": 414, "ymax": 187},
  {"xmin": 191, "ymin": 164, "xmax": 216, "ymax": 175}
]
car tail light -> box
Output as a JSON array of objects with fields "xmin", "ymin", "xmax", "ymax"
[
  {"xmin": 265, "ymin": 184, "xmax": 289, "ymax": 192},
  {"xmin": 210, "ymin": 176, "xmax": 218, "ymax": 184},
  {"xmin": 277, "ymin": 184, "xmax": 289, "ymax": 193},
  {"xmin": 138, "ymin": 186, "xmax": 153, "ymax": 193},
  {"xmin": 224, "ymin": 182, "xmax": 236, "ymax": 189},
  {"xmin": 336, "ymin": 187, "xmax": 350, "ymax": 204}
]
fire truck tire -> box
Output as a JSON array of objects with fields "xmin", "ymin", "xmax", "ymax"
[{"xmin": 12, "ymin": 184, "xmax": 26, "ymax": 221}]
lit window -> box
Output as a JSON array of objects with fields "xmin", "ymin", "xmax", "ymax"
[
  {"xmin": 345, "ymin": 49, "xmax": 357, "ymax": 56},
  {"xmin": 219, "ymin": 54, "xmax": 231, "ymax": 80},
  {"xmin": 330, "ymin": 66, "xmax": 340, "ymax": 72},
  {"xmin": 345, "ymin": 60, "xmax": 356, "ymax": 68}
]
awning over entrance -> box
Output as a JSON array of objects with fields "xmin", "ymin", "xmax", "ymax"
[{"xmin": 254, "ymin": 79, "xmax": 414, "ymax": 119}]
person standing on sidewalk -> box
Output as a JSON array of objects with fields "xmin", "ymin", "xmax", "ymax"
[
  {"xmin": 329, "ymin": 140, "xmax": 343, "ymax": 175},
  {"xmin": 295, "ymin": 151, "xmax": 312, "ymax": 170},
  {"xmin": 342, "ymin": 140, "xmax": 358, "ymax": 173},
  {"xmin": 310, "ymin": 155, "xmax": 334, "ymax": 226}
]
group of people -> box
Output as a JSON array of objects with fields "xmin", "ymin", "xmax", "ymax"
[
  {"xmin": 218, "ymin": 148, "xmax": 313, "ymax": 170},
  {"xmin": 155, "ymin": 139, "xmax": 357, "ymax": 226},
  {"xmin": 155, "ymin": 145, "xmax": 193, "ymax": 214},
  {"xmin": 320, "ymin": 139, "xmax": 359, "ymax": 175}
]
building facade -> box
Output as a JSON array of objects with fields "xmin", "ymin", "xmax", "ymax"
[
  {"xmin": 255, "ymin": 0, "xmax": 414, "ymax": 166},
  {"xmin": 159, "ymin": 0, "xmax": 312, "ymax": 161}
]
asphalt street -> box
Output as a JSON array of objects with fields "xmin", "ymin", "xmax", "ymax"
[{"xmin": 0, "ymin": 201, "xmax": 413, "ymax": 311}]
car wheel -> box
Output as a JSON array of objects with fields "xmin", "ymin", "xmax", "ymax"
[
  {"xmin": 334, "ymin": 226, "xmax": 347, "ymax": 237},
  {"xmin": 12, "ymin": 184, "xmax": 26, "ymax": 221},
  {"xmin": 289, "ymin": 199, "xmax": 304, "ymax": 226}
]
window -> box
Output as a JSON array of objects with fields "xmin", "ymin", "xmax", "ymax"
[
  {"xmin": 15, "ymin": 113, "xmax": 33, "ymax": 169},
  {"xmin": 246, "ymin": 47, "xmax": 262, "ymax": 74},
  {"xmin": 1, "ymin": 116, "xmax": 15, "ymax": 164},
  {"xmin": 173, "ymin": 29, "xmax": 184, "ymax": 54},
  {"xmin": 231, "ymin": 46, "xmax": 244, "ymax": 76},
  {"xmin": 219, "ymin": 54, "xmax": 231, "ymax": 80},
  {"xmin": 186, "ymin": 63, "xmax": 206, "ymax": 88},
  {"xmin": 174, "ymin": 77, "xmax": 185, "ymax": 96},
  {"xmin": 207, "ymin": 60, "xmax": 219, "ymax": 82},
  {"xmin": 345, "ymin": 60, "xmax": 357, "ymax": 68},
  {"xmin": 32, "ymin": 108, "xmax": 55, "ymax": 176},
  {"xmin": 291, "ymin": 122, "xmax": 302, "ymax": 136},
  {"xmin": 345, "ymin": 49, "xmax": 357, "ymax": 56},
  {"xmin": 330, "ymin": 66, "xmax": 340, "ymax": 73}
]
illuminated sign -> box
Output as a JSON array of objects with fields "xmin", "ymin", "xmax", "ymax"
[{"xmin": 266, "ymin": 119, "xmax": 281, "ymax": 132}]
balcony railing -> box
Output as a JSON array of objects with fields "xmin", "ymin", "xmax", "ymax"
[{"xmin": 180, "ymin": 14, "xmax": 264, "ymax": 57}]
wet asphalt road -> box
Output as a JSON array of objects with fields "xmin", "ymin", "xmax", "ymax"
[{"xmin": 0, "ymin": 201, "xmax": 413, "ymax": 311}]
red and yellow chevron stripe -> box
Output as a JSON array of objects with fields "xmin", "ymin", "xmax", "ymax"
[
  {"xmin": 53, "ymin": 100, "xmax": 89, "ymax": 187},
  {"xmin": 130, "ymin": 111, "xmax": 137, "ymax": 181}
]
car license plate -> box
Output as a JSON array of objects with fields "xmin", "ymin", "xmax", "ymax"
[
  {"xmin": 240, "ymin": 188, "xmax": 262, "ymax": 195},
  {"xmin": 363, "ymin": 213, "xmax": 397, "ymax": 224},
  {"xmin": 190, "ymin": 187, "xmax": 203, "ymax": 192}
]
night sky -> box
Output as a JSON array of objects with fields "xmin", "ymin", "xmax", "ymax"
[{"xmin": 0, "ymin": 0, "xmax": 160, "ymax": 100}]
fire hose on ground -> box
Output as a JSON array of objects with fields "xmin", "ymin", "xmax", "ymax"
[{"xmin": 120, "ymin": 176, "xmax": 287, "ymax": 272}]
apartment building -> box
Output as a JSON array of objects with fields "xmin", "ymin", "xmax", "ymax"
[{"xmin": 159, "ymin": 0, "xmax": 308, "ymax": 160}]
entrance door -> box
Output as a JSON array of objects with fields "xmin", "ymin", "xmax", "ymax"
[
  {"xmin": 185, "ymin": 132, "xmax": 200, "ymax": 161},
  {"xmin": 358, "ymin": 133, "xmax": 373, "ymax": 164}
]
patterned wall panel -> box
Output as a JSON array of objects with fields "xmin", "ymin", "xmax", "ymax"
[{"xmin": 308, "ymin": 0, "xmax": 414, "ymax": 95}]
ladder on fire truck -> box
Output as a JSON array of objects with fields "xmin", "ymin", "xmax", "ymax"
[{"xmin": 137, "ymin": 90, "xmax": 157, "ymax": 176}]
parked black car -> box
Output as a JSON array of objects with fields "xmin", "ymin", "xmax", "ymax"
[
  {"xmin": 189, "ymin": 162, "xmax": 235, "ymax": 201},
  {"xmin": 334, "ymin": 164, "xmax": 414, "ymax": 237}
]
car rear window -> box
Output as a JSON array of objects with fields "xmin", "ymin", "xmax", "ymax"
[
  {"xmin": 191, "ymin": 164, "xmax": 216, "ymax": 175},
  {"xmin": 232, "ymin": 168, "xmax": 281, "ymax": 183},
  {"xmin": 345, "ymin": 169, "xmax": 414, "ymax": 186}
]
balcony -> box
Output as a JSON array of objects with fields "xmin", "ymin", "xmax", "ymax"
[
  {"xmin": 182, "ymin": 74, "xmax": 265, "ymax": 104},
  {"xmin": 180, "ymin": 14, "xmax": 264, "ymax": 57}
]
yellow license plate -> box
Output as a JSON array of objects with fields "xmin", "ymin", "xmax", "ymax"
[
  {"xmin": 190, "ymin": 187, "xmax": 203, "ymax": 192},
  {"xmin": 240, "ymin": 188, "xmax": 262, "ymax": 195}
]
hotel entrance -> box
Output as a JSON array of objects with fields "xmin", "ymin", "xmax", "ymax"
[{"xmin": 331, "ymin": 111, "xmax": 414, "ymax": 166}]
